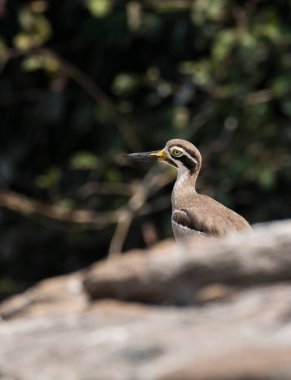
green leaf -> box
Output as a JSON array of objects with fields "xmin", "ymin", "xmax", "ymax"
[
  {"xmin": 257, "ymin": 167, "xmax": 275, "ymax": 189},
  {"xmin": 105, "ymin": 168, "xmax": 121, "ymax": 182},
  {"xmin": 271, "ymin": 75, "xmax": 291, "ymax": 97},
  {"xmin": 22, "ymin": 54, "xmax": 60, "ymax": 73},
  {"xmin": 85, "ymin": 0, "xmax": 112, "ymax": 18},
  {"xmin": 112, "ymin": 73, "xmax": 139, "ymax": 95},
  {"xmin": 192, "ymin": 0, "xmax": 228, "ymax": 24},
  {"xmin": 70, "ymin": 152, "xmax": 99, "ymax": 170},
  {"xmin": 179, "ymin": 60, "xmax": 212, "ymax": 87},
  {"xmin": 35, "ymin": 167, "xmax": 61, "ymax": 189},
  {"xmin": 14, "ymin": 10, "xmax": 52, "ymax": 50},
  {"xmin": 55, "ymin": 198, "xmax": 75, "ymax": 212},
  {"xmin": 212, "ymin": 29, "xmax": 236, "ymax": 62}
]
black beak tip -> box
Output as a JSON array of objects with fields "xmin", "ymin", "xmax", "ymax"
[
  {"xmin": 124, "ymin": 152, "xmax": 158, "ymax": 162},
  {"xmin": 124, "ymin": 153, "xmax": 141, "ymax": 161},
  {"xmin": 124, "ymin": 153, "xmax": 133, "ymax": 159}
]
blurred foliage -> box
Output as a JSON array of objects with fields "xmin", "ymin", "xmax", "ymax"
[{"xmin": 0, "ymin": 0, "xmax": 291, "ymax": 299}]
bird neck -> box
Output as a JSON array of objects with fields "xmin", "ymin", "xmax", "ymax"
[
  {"xmin": 177, "ymin": 167, "xmax": 198, "ymax": 187},
  {"xmin": 172, "ymin": 169, "xmax": 198, "ymax": 206}
]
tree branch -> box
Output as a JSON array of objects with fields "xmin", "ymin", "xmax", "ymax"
[{"xmin": 0, "ymin": 188, "xmax": 118, "ymax": 228}]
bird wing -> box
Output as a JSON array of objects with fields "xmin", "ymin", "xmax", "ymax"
[
  {"xmin": 172, "ymin": 209, "xmax": 206, "ymax": 234},
  {"xmin": 173, "ymin": 195, "xmax": 251, "ymax": 238}
]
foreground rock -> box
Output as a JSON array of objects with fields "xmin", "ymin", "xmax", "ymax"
[
  {"xmin": 84, "ymin": 221, "xmax": 291, "ymax": 304},
  {"xmin": 1, "ymin": 220, "xmax": 291, "ymax": 380},
  {"xmin": 0, "ymin": 272, "xmax": 86, "ymax": 320}
]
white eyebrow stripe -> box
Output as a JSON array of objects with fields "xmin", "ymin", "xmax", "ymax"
[{"xmin": 173, "ymin": 147, "xmax": 198, "ymax": 164}]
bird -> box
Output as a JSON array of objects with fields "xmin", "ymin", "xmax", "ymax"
[{"xmin": 127, "ymin": 139, "xmax": 251, "ymax": 241}]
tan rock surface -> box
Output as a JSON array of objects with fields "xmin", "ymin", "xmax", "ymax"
[
  {"xmin": 1, "ymin": 221, "xmax": 291, "ymax": 380},
  {"xmin": 0, "ymin": 272, "xmax": 86, "ymax": 320},
  {"xmin": 84, "ymin": 221, "xmax": 291, "ymax": 304}
]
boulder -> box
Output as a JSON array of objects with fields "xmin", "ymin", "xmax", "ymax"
[
  {"xmin": 1, "ymin": 221, "xmax": 291, "ymax": 380},
  {"xmin": 84, "ymin": 221, "xmax": 291, "ymax": 305}
]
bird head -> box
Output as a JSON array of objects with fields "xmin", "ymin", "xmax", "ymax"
[{"xmin": 126, "ymin": 139, "xmax": 202, "ymax": 175}]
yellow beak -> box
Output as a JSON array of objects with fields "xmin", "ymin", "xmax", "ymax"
[{"xmin": 149, "ymin": 150, "xmax": 168, "ymax": 160}]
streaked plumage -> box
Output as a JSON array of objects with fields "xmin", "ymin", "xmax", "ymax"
[{"xmin": 127, "ymin": 139, "xmax": 251, "ymax": 241}]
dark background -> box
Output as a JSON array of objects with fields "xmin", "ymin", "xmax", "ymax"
[{"xmin": 0, "ymin": 0, "xmax": 291, "ymax": 299}]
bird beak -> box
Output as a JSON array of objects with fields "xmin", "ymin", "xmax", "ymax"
[{"xmin": 126, "ymin": 149, "xmax": 168, "ymax": 162}]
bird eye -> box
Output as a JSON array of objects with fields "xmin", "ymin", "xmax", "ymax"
[{"xmin": 171, "ymin": 149, "xmax": 183, "ymax": 157}]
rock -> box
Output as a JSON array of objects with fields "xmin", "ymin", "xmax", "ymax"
[
  {"xmin": 0, "ymin": 272, "xmax": 86, "ymax": 320},
  {"xmin": 84, "ymin": 220, "xmax": 291, "ymax": 304},
  {"xmin": 1, "ymin": 220, "xmax": 291, "ymax": 379},
  {"xmin": 1, "ymin": 286, "xmax": 291, "ymax": 380}
]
